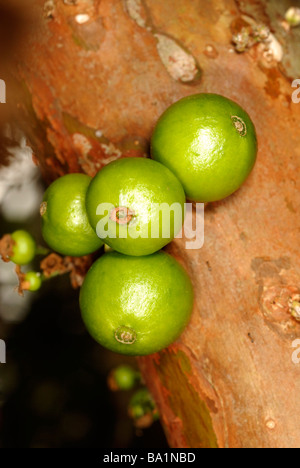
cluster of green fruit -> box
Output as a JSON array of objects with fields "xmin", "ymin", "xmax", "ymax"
[
  {"xmin": 108, "ymin": 364, "xmax": 158, "ymax": 427},
  {"xmin": 41, "ymin": 162, "xmax": 193, "ymax": 356},
  {"xmin": 4, "ymin": 94, "xmax": 257, "ymax": 356}
]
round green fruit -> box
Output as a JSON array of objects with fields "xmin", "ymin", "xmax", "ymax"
[
  {"xmin": 24, "ymin": 271, "xmax": 42, "ymax": 292},
  {"xmin": 85, "ymin": 158, "xmax": 186, "ymax": 256},
  {"xmin": 41, "ymin": 174, "xmax": 103, "ymax": 257},
  {"xmin": 151, "ymin": 93, "xmax": 257, "ymax": 202},
  {"xmin": 80, "ymin": 251, "xmax": 193, "ymax": 356},
  {"xmin": 129, "ymin": 388, "xmax": 157, "ymax": 420},
  {"xmin": 10, "ymin": 230, "xmax": 36, "ymax": 265},
  {"xmin": 111, "ymin": 365, "xmax": 139, "ymax": 391}
]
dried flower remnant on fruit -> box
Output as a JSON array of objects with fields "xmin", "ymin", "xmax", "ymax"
[
  {"xmin": 110, "ymin": 207, "xmax": 135, "ymax": 225},
  {"xmin": 231, "ymin": 116, "xmax": 247, "ymax": 136},
  {"xmin": 285, "ymin": 7, "xmax": 300, "ymax": 27},
  {"xmin": 0, "ymin": 234, "xmax": 14, "ymax": 263},
  {"xmin": 115, "ymin": 326, "xmax": 137, "ymax": 344},
  {"xmin": 40, "ymin": 201, "xmax": 47, "ymax": 216}
]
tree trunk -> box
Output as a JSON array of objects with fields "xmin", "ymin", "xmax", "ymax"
[{"xmin": 8, "ymin": 0, "xmax": 300, "ymax": 448}]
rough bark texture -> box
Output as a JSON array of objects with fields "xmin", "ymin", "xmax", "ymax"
[{"xmin": 8, "ymin": 0, "xmax": 300, "ymax": 448}]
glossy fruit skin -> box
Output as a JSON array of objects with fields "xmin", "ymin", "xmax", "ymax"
[
  {"xmin": 80, "ymin": 251, "xmax": 194, "ymax": 356},
  {"xmin": 85, "ymin": 158, "xmax": 186, "ymax": 256},
  {"xmin": 10, "ymin": 230, "xmax": 36, "ymax": 265},
  {"xmin": 25, "ymin": 271, "xmax": 42, "ymax": 291},
  {"xmin": 151, "ymin": 93, "xmax": 257, "ymax": 202},
  {"xmin": 41, "ymin": 174, "xmax": 103, "ymax": 257}
]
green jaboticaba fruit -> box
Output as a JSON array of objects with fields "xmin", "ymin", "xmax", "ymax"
[
  {"xmin": 151, "ymin": 93, "xmax": 257, "ymax": 202},
  {"xmin": 85, "ymin": 157, "xmax": 186, "ymax": 256},
  {"xmin": 41, "ymin": 174, "xmax": 103, "ymax": 257},
  {"xmin": 110, "ymin": 365, "xmax": 139, "ymax": 391},
  {"xmin": 24, "ymin": 271, "xmax": 42, "ymax": 292},
  {"xmin": 80, "ymin": 251, "xmax": 194, "ymax": 356},
  {"xmin": 10, "ymin": 230, "xmax": 36, "ymax": 265},
  {"xmin": 128, "ymin": 388, "xmax": 158, "ymax": 420}
]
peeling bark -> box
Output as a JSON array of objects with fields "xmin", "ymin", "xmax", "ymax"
[{"xmin": 9, "ymin": 0, "xmax": 300, "ymax": 448}]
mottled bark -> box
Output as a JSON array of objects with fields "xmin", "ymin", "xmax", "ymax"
[{"xmin": 9, "ymin": 0, "xmax": 300, "ymax": 448}]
